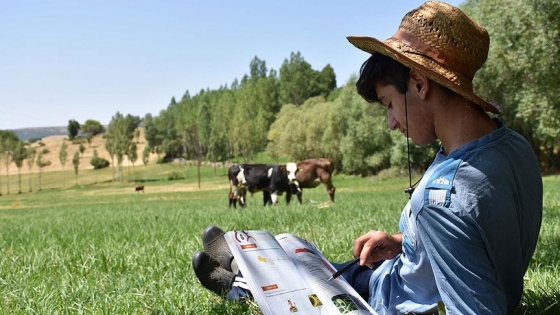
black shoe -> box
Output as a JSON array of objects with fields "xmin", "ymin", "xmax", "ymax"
[
  {"xmin": 192, "ymin": 250, "xmax": 235, "ymax": 296},
  {"xmin": 202, "ymin": 225, "xmax": 235, "ymax": 272}
]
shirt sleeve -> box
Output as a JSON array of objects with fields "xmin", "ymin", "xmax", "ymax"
[{"xmin": 416, "ymin": 203, "xmax": 508, "ymax": 314}]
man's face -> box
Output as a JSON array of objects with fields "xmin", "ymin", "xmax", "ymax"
[{"xmin": 374, "ymin": 82, "xmax": 435, "ymax": 146}]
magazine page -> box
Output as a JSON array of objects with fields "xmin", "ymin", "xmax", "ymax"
[
  {"xmin": 225, "ymin": 230, "xmax": 376, "ymax": 315},
  {"xmin": 224, "ymin": 230, "xmax": 326, "ymax": 314},
  {"xmin": 275, "ymin": 233, "xmax": 376, "ymax": 315}
]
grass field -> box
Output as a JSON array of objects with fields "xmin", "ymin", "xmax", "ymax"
[{"xmin": 0, "ymin": 164, "xmax": 558, "ymax": 314}]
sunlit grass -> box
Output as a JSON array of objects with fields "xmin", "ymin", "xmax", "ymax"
[{"xmin": 0, "ymin": 167, "xmax": 558, "ymax": 314}]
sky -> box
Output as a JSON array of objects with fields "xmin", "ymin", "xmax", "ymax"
[{"xmin": 1, "ymin": 0, "xmax": 463, "ymax": 130}]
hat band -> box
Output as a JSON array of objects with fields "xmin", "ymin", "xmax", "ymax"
[{"xmin": 393, "ymin": 30, "xmax": 474, "ymax": 80}]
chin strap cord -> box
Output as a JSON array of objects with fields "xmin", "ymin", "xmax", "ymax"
[{"xmin": 404, "ymin": 91, "xmax": 420, "ymax": 199}]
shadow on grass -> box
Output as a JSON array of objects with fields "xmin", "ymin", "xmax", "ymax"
[{"xmin": 513, "ymin": 289, "xmax": 560, "ymax": 315}]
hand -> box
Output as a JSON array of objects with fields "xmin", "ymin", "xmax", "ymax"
[{"xmin": 353, "ymin": 230, "xmax": 403, "ymax": 268}]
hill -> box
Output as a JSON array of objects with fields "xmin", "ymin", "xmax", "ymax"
[
  {"xmin": 3, "ymin": 128, "xmax": 156, "ymax": 176},
  {"xmin": 10, "ymin": 126, "xmax": 68, "ymax": 141}
]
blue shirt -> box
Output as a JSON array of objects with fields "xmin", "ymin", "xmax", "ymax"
[{"xmin": 368, "ymin": 120, "xmax": 543, "ymax": 314}]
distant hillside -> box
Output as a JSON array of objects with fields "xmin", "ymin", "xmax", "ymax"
[
  {"xmin": 10, "ymin": 126, "xmax": 67, "ymax": 141},
  {"xmin": 3, "ymin": 127, "xmax": 156, "ymax": 176}
]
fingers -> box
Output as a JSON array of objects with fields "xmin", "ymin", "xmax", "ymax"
[
  {"xmin": 353, "ymin": 230, "xmax": 404, "ymax": 268},
  {"xmin": 352, "ymin": 231, "xmax": 373, "ymax": 259},
  {"xmin": 353, "ymin": 230, "xmax": 384, "ymax": 267}
]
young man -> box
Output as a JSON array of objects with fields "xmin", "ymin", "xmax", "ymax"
[{"xmin": 192, "ymin": 2, "xmax": 543, "ymax": 314}]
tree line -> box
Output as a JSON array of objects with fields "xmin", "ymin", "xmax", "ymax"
[
  {"xmin": 142, "ymin": 0, "xmax": 560, "ymax": 175},
  {"xmin": 141, "ymin": 51, "xmax": 441, "ymax": 176}
]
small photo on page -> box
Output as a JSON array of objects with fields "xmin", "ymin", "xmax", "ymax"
[
  {"xmin": 307, "ymin": 294, "xmax": 323, "ymax": 307},
  {"xmin": 332, "ymin": 293, "xmax": 360, "ymax": 313},
  {"xmin": 287, "ymin": 299, "xmax": 299, "ymax": 313}
]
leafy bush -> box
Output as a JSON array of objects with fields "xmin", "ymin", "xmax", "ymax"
[
  {"xmin": 91, "ymin": 156, "xmax": 110, "ymax": 170},
  {"xmin": 90, "ymin": 149, "xmax": 110, "ymax": 170},
  {"xmin": 167, "ymin": 171, "xmax": 185, "ymax": 181},
  {"xmin": 71, "ymin": 137, "xmax": 86, "ymax": 145}
]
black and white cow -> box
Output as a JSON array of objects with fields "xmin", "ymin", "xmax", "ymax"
[{"xmin": 228, "ymin": 163, "xmax": 298, "ymax": 207}]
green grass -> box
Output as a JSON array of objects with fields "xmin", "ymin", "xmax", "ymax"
[{"xmin": 0, "ymin": 167, "xmax": 558, "ymax": 314}]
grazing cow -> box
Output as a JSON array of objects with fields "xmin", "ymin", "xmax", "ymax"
[
  {"xmin": 135, "ymin": 185, "xmax": 145, "ymax": 193},
  {"xmin": 228, "ymin": 163, "xmax": 295, "ymax": 207},
  {"xmin": 287, "ymin": 158, "xmax": 335, "ymax": 203}
]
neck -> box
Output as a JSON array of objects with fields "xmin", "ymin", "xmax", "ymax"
[{"xmin": 434, "ymin": 97, "xmax": 497, "ymax": 155}]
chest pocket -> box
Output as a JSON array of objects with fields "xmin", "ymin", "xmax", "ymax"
[{"xmin": 423, "ymin": 157, "xmax": 461, "ymax": 208}]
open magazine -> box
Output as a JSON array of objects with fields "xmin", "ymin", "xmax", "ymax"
[{"xmin": 224, "ymin": 230, "xmax": 377, "ymax": 315}]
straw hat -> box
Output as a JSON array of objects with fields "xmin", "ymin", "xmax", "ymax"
[{"xmin": 347, "ymin": 1, "xmax": 500, "ymax": 113}]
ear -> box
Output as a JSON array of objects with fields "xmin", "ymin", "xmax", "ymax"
[{"xmin": 409, "ymin": 70, "xmax": 430, "ymax": 99}]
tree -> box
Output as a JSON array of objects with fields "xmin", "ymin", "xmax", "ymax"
[
  {"xmin": 267, "ymin": 104, "xmax": 299, "ymax": 160},
  {"xmin": 105, "ymin": 135, "xmax": 116, "ymax": 179},
  {"xmin": 277, "ymin": 52, "xmax": 336, "ymax": 107},
  {"xmin": 0, "ymin": 130, "xmax": 19, "ymax": 196},
  {"xmin": 142, "ymin": 146, "xmax": 150, "ymax": 166},
  {"xmin": 12, "ymin": 142, "xmax": 27, "ymax": 194},
  {"xmin": 105, "ymin": 112, "xmax": 139, "ymax": 181},
  {"xmin": 134, "ymin": 129, "xmax": 140, "ymax": 144},
  {"xmin": 26, "ymin": 146, "xmax": 36, "ymax": 192},
  {"xmin": 462, "ymin": 0, "xmax": 560, "ymax": 171},
  {"xmin": 176, "ymin": 96, "xmax": 199, "ymax": 161},
  {"xmin": 127, "ymin": 142, "xmax": 138, "ymax": 181},
  {"xmin": 2, "ymin": 138, "xmax": 17, "ymax": 195},
  {"xmin": 67, "ymin": 119, "xmax": 80, "ymax": 140},
  {"xmin": 143, "ymin": 114, "xmax": 162, "ymax": 154},
  {"xmin": 36, "ymin": 150, "xmax": 51, "ymax": 191},
  {"xmin": 72, "ymin": 151, "xmax": 80, "ymax": 185},
  {"xmin": 159, "ymin": 99, "xmax": 181, "ymax": 160},
  {"xmin": 209, "ymin": 89, "xmax": 235, "ymax": 163},
  {"xmin": 278, "ymin": 52, "xmax": 316, "ymax": 106},
  {"xmin": 79, "ymin": 143, "xmax": 86, "ymax": 157},
  {"xmin": 82, "ymin": 119, "xmax": 106, "ymax": 137},
  {"xmin": 227, "ymin": 74, "xmax": 278, "ymax": 160},
  {"xmin": 59, "ymin": 141, "xmax": 68, "ymax": 187},
  {"xmin": 317, "ymin": 64, "xmax": 337, "ymax": 98},
  {"xmin": 249, "ymin": 56, "xmax": 268, "ymax": 80},
  {"xmin": 86, "ymin": 134, "xmax": 93, "ymax": 147}
]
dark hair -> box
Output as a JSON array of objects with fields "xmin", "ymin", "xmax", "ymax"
[
  {"xmin": 356, "ymin": 53, "xmax": 459, "ymax": 103},
  {"xmin": 356, "ymin": 53, "xmax": 410, "ymax": 103}
]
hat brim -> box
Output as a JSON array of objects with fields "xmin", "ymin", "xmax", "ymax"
[{"xmin": 347, "ymin": 36, "xmax": 500, "ymax": 114}]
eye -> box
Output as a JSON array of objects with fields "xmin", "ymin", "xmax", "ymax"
[{"xmin": 387, "ymin": 102, "xmax": 393, "ymax": 110}]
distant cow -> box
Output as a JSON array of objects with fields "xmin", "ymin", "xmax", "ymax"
[
  {"xmin": 228, "ymin": 163, "xmax": 296, "ymax": 207},
  {"xmin": 135, "ymin": 185, "xmax": 145, "ymax": 193},
  {"xmin": 287, "ymin": 158, "xmax": 335, "ymax": 204}
]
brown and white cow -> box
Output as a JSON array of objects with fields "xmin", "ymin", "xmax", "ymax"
[
  {"xmin": 228, "ymin": 163, "xmax": 295, "ymax": 208},
  {"xmin": 287, "ymin": 158, "xmax": 335, "ymax": 204}
]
